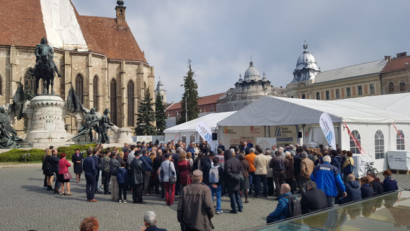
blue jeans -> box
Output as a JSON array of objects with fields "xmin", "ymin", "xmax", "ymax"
[
  {"xmin": 209, "ymin": 185, "xmax": 222, "ymax": 212},
  {"xmin": 54, "ymin": 172, "xmax": 61, "ymax": 189},
  {"xmin": 255, "ymin": 175, "xmax": 267, "ymax": 196},
  {"xmin": 249, "ymin": 172, "xmax": 255, "ymax": 194},
  {"xmin": 228, "ymin": 190, "xmax": 243, "ymax": 212},
  {"xmin": 85, "ymin": 174, "xmax": 96, "ymax": 201}
]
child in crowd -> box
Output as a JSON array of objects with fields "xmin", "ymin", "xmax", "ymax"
[{"xmin": 117, "ymin": 162, "xmax": 128, "ymax": 203}]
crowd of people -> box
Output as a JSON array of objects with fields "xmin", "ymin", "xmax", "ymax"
[{"xmin": 40, "ymin": 141, "xmax": 400, "ymax": 230}]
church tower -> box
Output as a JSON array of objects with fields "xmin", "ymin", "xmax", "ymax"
[
  {"xmin": 115, "ymin": 0, "xmax": 126, "ymax": 26},
  {"xmin": 155, "ymin": 78, "xmax": 167, "ymax": 103}
]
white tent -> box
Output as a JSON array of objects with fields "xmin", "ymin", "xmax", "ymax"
[
  {"xmin": 217, "ymin": 96, "xmax": 410, "ymax": 171},
  {"xmin": 164, "ymin": 112, "xmax": 236, "ymax": 145}
]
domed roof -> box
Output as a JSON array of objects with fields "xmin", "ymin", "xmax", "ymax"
[
  {"xmin": 244, "ymin": 61, "xmax": 261, "ymax": 81},
  {"xmin": 155, "ymin": 78, "xmax": 166, "ymax": 93},
  {"xmin": 295, "ymin": 43, "xmax": 320, "ymax": 72}
]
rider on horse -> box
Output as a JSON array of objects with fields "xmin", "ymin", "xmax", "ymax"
[{"xmin": 32, "ymin": 37, "xmax": 62, "ymax": 77}]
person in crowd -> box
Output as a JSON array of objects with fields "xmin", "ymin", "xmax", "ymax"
[
  {"xmin": 130, "ymin": 151, "xmax": 145, "ymax": 204},
  {"xmin": 194, "ymin": 143, "xmax": 200, "ymax": 155},
  {"xmin": 315, "ymin": 153, "xmax": 323, "ymax": 166},
  {"xmin": 342, "ymin": 151, "xmax": 355, "ymax": 182},
  {"xmin": 50, "ymin": 149, "xmax": 61, "ymax": 193},
  {"xmin": 360, "ymin": 176, "xmax": 374, "ymax": 199},
  {"xmin": 254, "ymin": 145, "xmax": 268, "ymax": 198},
  {"xmin": 58, "ymin": 153, "xmax": 71, "ymax": 196},
  {"xmin": 224, "ymin": 149, "xmax": 244, "ymax": 213},
  {"xmin": 140, "ymin": 150, "xmax": 153, "ymax": 195},
  {"xmin": 201, "ymin": 151, "xmax": 215, "ymax": 187},
  {"xmin": 265, "ymin": 150, "xmax": 274, "ymax": 196},
  {"xmin": 339, "ymin": 174, "xmax": 361, "ymax": 205},
  {"xmin": 122, "ymin": 143, "xmax": 131, "ymax": 153},
  {"xmin": 159, "ymin": 153, "xmax": 177, "ymax": 205},
  {"xmin": 300, "ymin": 151, "xmax": 314, "ymax": 193},
  {"xmin": 284, "ymin": 152, "xmax": 295, "ymax": 194},
  {"xmin": 83, "ymin": 149, "xmax": 98, "ymax": 202},
  {"xmin": 289, "ymin": 145, "xmax": 296, "ymax": 157},
  {"xmin": 101, "ymin": 152, "xmax": 111, "ymax": 194},
  {"xmin": 294, "ymin": 148, "xmax": 302, "ymax": 192},
  {"xmin": 117, "ymin": 162, "xmax": 128, "ymax": 203},
  {"xmin": 43, "ymin": 148, "xmax": 54, "ymax": 191},
  {"xmin": 187, "ymin": 143, "xmax": 195, "ymax": 154},
  {"xmin": 153, "ymin": 149, "xmax": 163, "ymax": 194},
  {"xmin": 367, "ymin": 173, "xmax": 384, "ymax": 196},
  {"xmin": 208, "ymin": 157, "xmax": 224, "ymax": 214},
  {"xmin": 193, "ymin": 152, "xmax": 203, "ymax": 171},
  {"xmin": 218, "ymin": 142, "xmax": 225, "ymax": 152},
  {"xmin": 177, "ymin": 151, "xmax": 191, "ymax": 190},
  {"xmin": 238, "ymin": 154, "xmax": 250, "ymax": 203},
  {"xmin": 266, "ymin": 184, "xmax": 293, "ymax": 223},
  {"xmin": 140, "ymin": 211, "xmax": 167, "ymax": 231},
  {"xmin": 300, "ymin": 181, "xmax": 327, "ymax": 214},
  {"xmin": 109, "ymin": 151, "xmax": 121, "ymax": 201},
  {"xmin": 186, "ymin": 152, "xmax": 194, "ymax": 169},
  {"xmin": 91, "ymin": 149, "xmax": 101, "ymax": 194},
  {"xmin": 311, "ymin": 155, "xmax": 346, "ymax": 208},
  {"xmin": 245, "ymin": 148, "xmax": 257, "ymax": 195},
  {"xmin": 382, "ymin": 170, "xmax": 398, "ymax": 192},
  {"xmin": 173, "ymin": 148, "xmax": 182, "ymax": 196},
  {"xmin": 330, "ymin": 150, "xmax": 342, "ymax": 173},
  {"xmin": 117, "ymin": 151, "xmax": 124, "ymax": 165},
  {"xmin": 270, "ymin": 150, "xmax": 285, "ymax": 198},
  {"xmin": 41, "ymin": 149, "xmax": 49, "ymax": 190},
  {"xmin": 177, "ymin": 170, "xmax": 214, "ymax": 231},
  {"xmin": 80, "ymin": 216, "xmax": 99, "ymax": 231},
  {"xmin": 72, "ymin": 148, "xmax": 83, "ymax": 183}
]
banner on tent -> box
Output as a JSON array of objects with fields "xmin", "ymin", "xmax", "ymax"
[
  {"xmin": 136, "ymin": 136, "xmax": 152, "ymax": 143},
  {"xmin": 319, "ymin": 113, "xmax": 336, "ymax": 149},
  {"xmin": 196, "ymin": 122, "xmax": 214, "ymax": 151},
  {"xmin": 220, "ymin": 126, "xmax": 264, "ymax": 147},
  {"xmin": 270, "ymin": 126, "xmax": 297, "ymax": 147},
  {"xmin": 256, "ymin": 137, "xmax": 277, "ymax": 150}
]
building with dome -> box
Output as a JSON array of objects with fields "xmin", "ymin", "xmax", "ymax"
[
  {"xmin": 216, "ymin": 61, "xmax": 286, "ymax": 112},
  {"xmin": 155, "ymin": 79, "xmax": 167, "ymax": 103},
  {"xmin": 292, "ymin": 43, "xmax": 321, "ymax": 83},
  {"xmin": 0, "ymin": 0, "xmax": 156, "ymax": 135}
]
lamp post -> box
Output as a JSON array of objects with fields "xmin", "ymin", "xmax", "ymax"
[{"xmin": 180, "ymin": 84, "xmax": 188, "ymax": 122}]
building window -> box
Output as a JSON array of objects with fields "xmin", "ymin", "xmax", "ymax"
[
  {"xmin": 336, "ymin": 89, "xmax": 340, "ymax": 99},
  {"xmin": 110, "ymin": 79, "xmax": 117, "ymax": 124},
  {"xmin": 302, "ymin": 94, "xmax": 306, "ymax": 99},
  {"xmin": 75, "ymin": 74, "xmax": 84, "ymax": 104},
  {"xmin": 375, "ymin": 130, "xmax": 385, "ymax": 159},
  {"xmin": 400, "ymin": 81, "xmax": 406, "ymax": 92},
  {"xmin": 389, "ymin": 82, "xmax": 394, "ymax": 93},
  {"xmin": 370, "ymin": 84, "xmax": 375, "ymax": 94},
  {"xmin": 397, "ymin": 130, "xmax": 405, "ymax": 150},
  {"xmin": 325, "ymin": 91, "xmax": 330, "ymax": 100},
  {"xmin": 24, "ymin": 69, "xmax": 36, "ymax": 95},
  {"xmin": 346, "ymin": 87, "xmax": 351, "ymax": 97},
  {"xmin": 358, "ymin": 86, "xmax": 363, "ymax": 95},
  {"xmin": 316, "ymin": 92, "xmax": 320, "ymax": 100},
  {"xmin": 350, "ymin": 130, "xmax": 361, "ymax": 154},
  {"xmin": 93, "ymin": 76, "xmax": 99, "ymax": 111},
  {"xmin": 161, "ymin": 95, "xmax": 164, "ymax": 100},
  {"xmin": 127, "ymin": 81, "xmax": 135, "ymax": 127}
]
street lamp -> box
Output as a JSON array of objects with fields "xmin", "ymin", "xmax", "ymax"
[{"xmin": 180, "ymin": 84, "xmax": 188, "ymax": 122}]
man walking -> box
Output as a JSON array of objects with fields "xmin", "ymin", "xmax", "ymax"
[
  {"xmin": 177, "ymin": 170, "xmax": 214, "ymax": 231},
  {"xmin": 130, "ymin": 151, "xmax": 145, "ymax": 204},
  {"xmin": 83, "ymin": 150, "xmax": 98, "ymax": 202},
  {"xmin": 224, "ymin": 150, "xmax": 244, "ymax": 214}
]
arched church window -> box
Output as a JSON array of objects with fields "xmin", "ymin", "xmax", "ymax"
[
  {"xmin": 24, "ymin": 69, "xmax": 36, "ymax": 95},
  {"xmin": 76, "ymin": 74, "xmax": 84, "ymax": 104},
  {"xmin": 127, "ymin": 81, "xmax": 135, "ymax": 127},
  {"xmin": 110, "ymin": 79, "xmax": 117, "ymax": 124}
]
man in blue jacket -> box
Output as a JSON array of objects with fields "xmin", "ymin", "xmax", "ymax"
[
  {"xmin": 310, "ymin": 156, "xmax": 346, "ymax": 208},
  {"xmin": 187, "ymin": 143, "xmax": 195, "ymax": 154},
  {"xmin": 83, "ymin": 150, "xmax": 98, "ymax": 202},
  {"xmin": 267, "ymin": 184, "xmax": 293, "ymax": 223},
  {"xmin": 140, "ymin": 150, "xmax": 153, "ymax": 195},
  {"xmin": 339, "ymin": 174, "xmax": 361, "ymax": 204}
]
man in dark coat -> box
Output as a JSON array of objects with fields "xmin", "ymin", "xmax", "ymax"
[
  {"xmin": 269, "ymin": 150, "xmax": 285, "ymax": 197},
  {"xmin": 300, "ymin": 181, "xmax": 327, "ymax": 214},
  {"xmin": 201, "ymin": 152, "xmax": 215, "ymax": 186},
  {"xmin": 218, "ymin": 142, "xmax": 225, "ymax": 152},
  {"xmin": 91, "ymin": 149, "xmax": 101, "ymax": 193},
  {"xmin": 83, "ymin": 150, "xmax": 97, "ymax": 202},
  {"xmin": 224, "ymin": 151, "xmax": 244, "ymax": 214},
  {"xmin": 49, "ymin": 149, "xmax": 60, "ymax": 193},
  {"xmin": 130, "ymin": 152, "xmax": 145, "ymax": 204},
  {"xmin": 339, "ymin": 174, "xmax": 361, "ymax": 205},
  {"xmin": 293, "ymin": 148, "xmax": 302, "ymax": 192},
  {"xmin": 330, "ymin": 150, "xmax": 342, "ymax": 173}
]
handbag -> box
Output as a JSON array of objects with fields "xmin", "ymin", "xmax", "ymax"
[
  {"xmin": 343, "ymin": 158, "xmax": 355, "ymax": 174},
  {"xmin": 64, "ymin": 172, "xmax": 72, "ymax": 180},
  {"xmin": 169, "ymin": 161, "xmax": 176, "ymax": 185}
]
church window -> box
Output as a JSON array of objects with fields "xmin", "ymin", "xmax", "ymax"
[
  {"xmin": 389, "ymin": 82, "xmax": 394, "ymax": 93},
  {"xmin": 110, "ymin": 79, "xmax": 117, "ymax": 124},
  {"xmin": 358, "ymin": 86, "xmax": 363, "ymax": 95},
  {"xmin": 24, "ymin": 69, "xmax": 36, "ymax": 95},
  {"xmin": 400, "ymin": 81, "xmax": 406, "ymax": 92},
  {"xmin": 316, "ymin": 92, "xmax": 320, "ymax": 100},
  {"xmin": 325, "ymin": 91, "xmax": 330, "ymax": 100},
  {"xmin": 336, "ymin": 89, "xmax": 340, "ymax": 99},
  {"xmin": 302, "ymin": 94, "xmax": 306, "ymax": 99},
  {"xmin": 346, "ymin": 87, "xmax": 351, "ymax": 97},
  {"xmin": 75, "ymin": 74, "xmax": 84, "ymax": 104},
  {"xmin": 127, "ymin": 81, "xmax": 135, "ymax": 127},
  {"xmin": 370, "ymin": 84, "xmax": 375, "ymax": 94},
  {"xmin": 93, "ymin": 76, "xmax": 99, "ymax": 111}
]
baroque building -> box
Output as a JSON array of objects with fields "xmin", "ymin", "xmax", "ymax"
[
  {"xmin": 217, "ymin": 61, "xmax": 286, "ymax": 112},
  {"xmin": 0, "ymin": 0, "xmax": 155, "ymax": 135}
]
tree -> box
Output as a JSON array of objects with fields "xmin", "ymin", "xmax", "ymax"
[
  {"xmin": 155, "ymin": 92, "xmax": 166, "ymax": 135},
  {"xmin": 177, "ymin": 60, "xmax": 200, "ymax": 124},
  {"xmin": 135, "ymin": 88, "xmax": 156, "ymax": 135}
]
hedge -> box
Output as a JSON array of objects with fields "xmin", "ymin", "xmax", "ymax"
[{"xmin": 0, "ymin": 144, "xmax": 96, "ymax": 162}]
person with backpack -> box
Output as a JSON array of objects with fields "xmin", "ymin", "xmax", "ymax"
[
  {"xmin": 269, "ymin": 150, "xmax": 285, "ymax": 198},
  {"xmin": 208, "ymin": 157, "xmax": 224, "ymax": 214},
  {"xmin": 342, "ymin": 151, "xmax": 355, "ymax": 182},
  {"xmin": 267, "ymin": 183, "xmax": 300, "ymax": 223}
]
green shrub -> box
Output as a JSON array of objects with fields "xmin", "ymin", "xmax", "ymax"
[{"xmin": 0, "ymin": 144, "xmax": 96, "ymax": 162}]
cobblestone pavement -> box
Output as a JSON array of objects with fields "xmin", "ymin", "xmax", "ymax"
[{"xmin": 0, "ymin": 168, "xmax": 409, "ymax": 231}]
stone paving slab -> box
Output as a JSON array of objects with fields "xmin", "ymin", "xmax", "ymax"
[{"xmin": 0, "ymin": 167, "xmax": 408, "ymax": 231}]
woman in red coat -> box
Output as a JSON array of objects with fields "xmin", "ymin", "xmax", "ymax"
[
  {"xmin": 177, "ymin": 151, "xmax": 191, "ymax": 190},
  {"xmin": 58, "ymin": 153, "xmax": 72, "ymax": 196}
]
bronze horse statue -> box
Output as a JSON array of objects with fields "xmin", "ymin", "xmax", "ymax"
[{"xmin": 32, "ymin": 37, "xmax": 62, "ymax": 95}]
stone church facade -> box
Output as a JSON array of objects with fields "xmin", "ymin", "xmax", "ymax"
[{"xmin": 0, "ymin": 0, "xmax": 155, "ymax": 135}]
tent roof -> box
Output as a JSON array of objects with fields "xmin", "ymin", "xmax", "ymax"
[
  {"xmin": 217, "ymin": 96, "xmax": 410, "ymax": 127},
  {"xmin": 164, "ymin": 112, "xmax": 236, "ymax": 133}
]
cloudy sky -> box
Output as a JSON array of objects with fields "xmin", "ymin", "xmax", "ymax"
[{"xmin": 73, "ymin": 0, "xmax": 410, "ymax": 103}]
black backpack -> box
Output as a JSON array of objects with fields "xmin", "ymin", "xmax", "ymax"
[{"xmin": 284, "ymin": 195, "xmax": 302, "ymax": 218}]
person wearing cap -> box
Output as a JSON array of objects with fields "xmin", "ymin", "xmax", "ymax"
[{"xmin": 178, "ymin": 170, "xmax": 214, "ymax": 231}]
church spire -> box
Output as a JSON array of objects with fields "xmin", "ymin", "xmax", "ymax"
[{"xmin": 115, "ymin": 0, "xmax": 126, "ymax": 26}]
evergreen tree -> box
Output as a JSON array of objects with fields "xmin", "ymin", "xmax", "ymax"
[
  {"xmin": 135, "ymin": 88, "xmax": 156, "ymax": 135},
  {"xmin": 155, "ymin": 92, "xmax": 166, "ymax": 135},
  {"xmin": 177, "ymin": 60, "xmax": 200, "ymax": 124}
]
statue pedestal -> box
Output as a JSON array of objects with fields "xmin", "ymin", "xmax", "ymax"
[{"xmin": 25, "ymin": 95, "xmax": 73, "ymax": 148}]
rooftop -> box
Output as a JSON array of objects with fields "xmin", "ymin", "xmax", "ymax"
[
  {"xmin": 167, "ymin": 93, "xmax": 224, "ymax": 111},
  {"xmin": 381, "ymin": 55, "xmax": 410, "ymax": 74}
]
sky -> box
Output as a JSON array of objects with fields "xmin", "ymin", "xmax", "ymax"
[{"xmin": 72, "ymin": 0, "xmax": 410, "ymax": 103}]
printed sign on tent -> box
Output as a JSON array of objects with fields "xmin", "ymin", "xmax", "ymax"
[
  {"xmin": 319, "ymin": 113, "xmax": 336, "ymax": 149},
  {"xmin": 196, "ymin": 122, "xmax": 214, "ymax": 151}
]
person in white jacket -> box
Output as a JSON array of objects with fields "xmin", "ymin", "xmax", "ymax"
[{"xmin": 159, "ymin": 154, "xmax": 177, "ymax": 205}]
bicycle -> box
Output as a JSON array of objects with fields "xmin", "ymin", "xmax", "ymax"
[{"xmin": 366, "ymin": 161, "xmax": 379, "ymax": 177}]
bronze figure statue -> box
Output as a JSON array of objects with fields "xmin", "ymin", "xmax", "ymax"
[
  {"xmin": 0, "ymin": 107, "xmax": 23, "ymax": 148},
  {"xmin": 69, "ymin": 108, "xmax": 100, "ymax": 142},
  {"xmin": 98, "ymin": 109, "xmax": 115, "ymax": 144},
  {"xmin": 32, "ymin": 37, "xmax": 62, "ymax": 95}
]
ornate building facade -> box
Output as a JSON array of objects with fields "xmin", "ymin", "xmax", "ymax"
[
  {"xmin": 0, "ymin": 0, "xmax": 155, "ymax": 135},
  {"xmin": 217, "ymin": 61, "xmax": 286, "ymax": 112}
]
